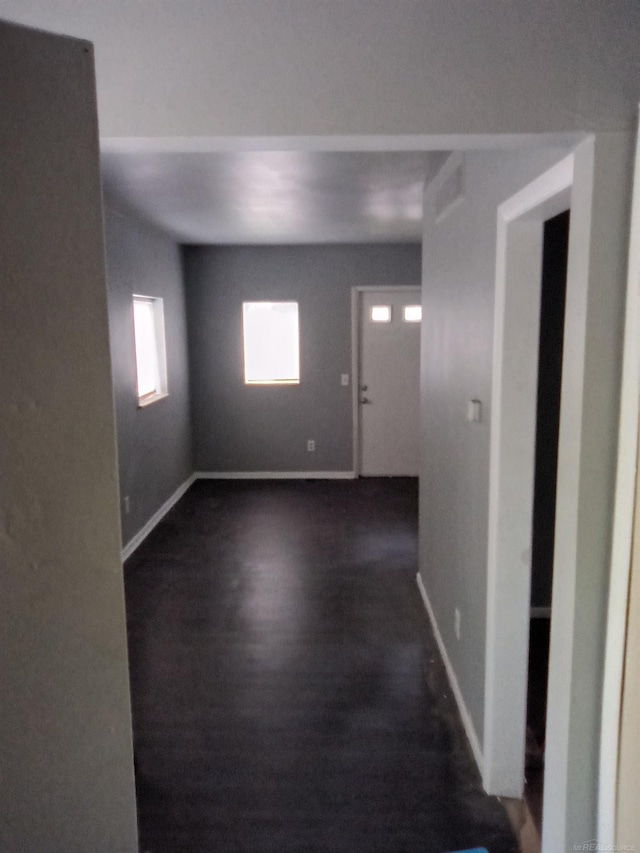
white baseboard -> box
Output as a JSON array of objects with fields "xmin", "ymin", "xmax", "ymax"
[
  {"xmin": 530, "ymin": 606, "xmax": 551, "ymax": 619},
  {"xmin": 122, "ymin": 470, "xmax": 356, "ymax": 560},
  {"xmin": 416, "ymin": 572, "xmax": 484, "ymax": 774},
  {"xmin": 122, "ymin": 474, "xmax": 197, "ymax": 561},
  {"xmin": 196, "ymin": 471, "xmax": 356, "ymax": 480}
]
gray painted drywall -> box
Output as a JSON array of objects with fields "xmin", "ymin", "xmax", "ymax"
[
  {"xmin": 419, "ymin": 139, "xmax": 633, "ymax": 850},
  {"xmin": 419, "ymin": 147, "xmax": 573, "ymax": 742},
  {"xmin": 0, "ymin": 0, "xmax": 638, "ymax": 137},
  {"xmin": 0, "ymin": 21, "xmax": 137, "ymax": 852},
  {"xmin": 184, "ymin": 244, "xmax": 421, "ymax": 472},
  {"xmin": 105, "ymin": 201, "xmax": 192, "ymax": 545}
]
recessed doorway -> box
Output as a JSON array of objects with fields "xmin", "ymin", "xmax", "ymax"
[
  {"xmin": 352, "ymin": 287, "xmax": 422, "ymax": 476},
  {"xmin": 483, "ymin": 153, "xmax": 573, "ymax": 812},
  {"xmin": 524, "ymin": 208, "xmax": 570, "ymax": 832}
]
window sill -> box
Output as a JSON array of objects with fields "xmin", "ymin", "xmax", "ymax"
[
  {"xmin": 137, "ymin": 392, "xmax": 169, "ymax": 409},
  {"xmin": 244, "ymin": 380, "xmax": 300, "ymax": 386}
]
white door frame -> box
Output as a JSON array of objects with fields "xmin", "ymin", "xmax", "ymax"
[
  {"xmin": 598, "ymin": 118, "xmax": 640, "ymax": 845},
  {"xmin": 483, "ymin": 154, "xmax": 573, "ymax": 800},
  {"xmin": 351, "ymin": 286, "xmax": 421, "ymax": 475}
]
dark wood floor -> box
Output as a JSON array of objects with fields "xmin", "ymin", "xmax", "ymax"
[{"xmin": 125, "ymin": 478, "xmax": 518, "ymax": 853}]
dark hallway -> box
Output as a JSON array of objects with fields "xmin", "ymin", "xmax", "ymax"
[{"xmin": 125, "ymin": 479, "xmax": 517, "ymax": 852}]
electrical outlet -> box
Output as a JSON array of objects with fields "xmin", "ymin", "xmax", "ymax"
[
  {"xmin": 307, "ymin": 439, "xmax": 315, "ymax": 452},
  {"xmin": 341, "ymin": 374, "xmax": 349, "ymax": 386},
  {"xmin": 454, "ymin": 608, "xmax": 461, "ymax": 640},
  {"xmin": 124, "ymin": 495, "xmax": 130, "ymax": 515}
]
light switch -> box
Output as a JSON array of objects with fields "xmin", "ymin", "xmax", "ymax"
[
  {"xmin": 467, "ymin": 399, "xmax": 482, "ymax": 423},
  {"xmin": 341, "ymin": 374, "xmax": 349, "ymax": 386}
]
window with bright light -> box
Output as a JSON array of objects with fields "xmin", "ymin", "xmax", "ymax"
[
  {"xmin": 133, "ymin": 295, "xmax": 168, "ymax": 405},
  {"xmin": 403, "ymin": 305, "xmax": 422, "ymax": 323},
  {"xmin": 242, "ymin": 301, "xmax": 300, "ymax": 385},
  {"xmin": 370, "ymin": 305, "xmax": 392, "ymax": 323}
]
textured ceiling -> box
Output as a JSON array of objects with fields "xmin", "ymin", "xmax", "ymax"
[{"xmin": 101, "ymin": 150, "xmax": 448, "ymax": 245}]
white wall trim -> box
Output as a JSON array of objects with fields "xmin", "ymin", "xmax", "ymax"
[
  {"xmin": 196, "ymin": 471, "xmax": 356, "ymax": 480},
  {"xmin": 598, "ymin": 118, "xmax": 640, "ymax": 845},
  {"xmin": 416, "ymin": 573, "xmax": 484, "ymax": 775},
  {"xmin": 484, "ymin": 152, "xmax": 574, "ymax": 802},
  {"xmin": 121, "ymin": 474, "xmax": 197, "ymax": 561},
  {"xmin": 352, "ymin": 286, "xmax": 421, "ymax": 292},
  {"xmin": 498, "ymin": 154, "xmax": 574, "ymax": 222},
  {"xmin": 122, "ymin": 470, "xmax": 356, "ymax": 560},
  {"xmin": 101, "ymin": 133, "xmax": 582, "ymax": 156}
]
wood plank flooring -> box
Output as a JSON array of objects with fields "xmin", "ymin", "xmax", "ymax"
[{"xmin": 125, "ymin": 478, "xmax": 518, "ymax": 853}]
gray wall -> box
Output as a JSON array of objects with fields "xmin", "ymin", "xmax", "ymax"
[
  {"xmin": 0, "ymin": 21, "xmax": 138, "ymax": 852},
  {"xmin": 420, "ymin": 140, "xmax": 633, "ymax": 850},
  {"xmin": 184, "ymin": 244, "xmax": 421, "ymax": 472},
  {"xmin": 105, "ymin": 201, "xmax": 192, "ymax": 545},
  {"xmin": 1, "ymin": 0, "xmax": 638, "ymax": 136},
  {"xmin": 419, "ymin": 147, "xmax": 571, "ymax": 741}
]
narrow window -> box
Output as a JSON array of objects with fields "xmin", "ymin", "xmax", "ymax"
[
  {"xmin": 403, "ymin": 305, "xmax": 422, "ymax": 323},
  {"xmin": 133, "ymin": 295, "xmax": 168, "ymax": 406},
  {"xmin": 370, "ymin": 305, "xmax": 392, "ymax": 323},
  {"xmin": 242, "ymin": 301, "xmax": 300, "ymax": 385}
]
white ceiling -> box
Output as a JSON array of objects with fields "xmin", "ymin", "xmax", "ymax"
[{"xmin": 100, "ymin": 150, "xmax": 448, "ymax": 245}]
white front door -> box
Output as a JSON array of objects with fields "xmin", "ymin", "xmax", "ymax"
[{"xmin": 357, "ymin": 288, "xmax": 421, "ymax": 476}]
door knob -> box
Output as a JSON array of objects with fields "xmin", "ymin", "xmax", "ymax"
[
  {"xmin": 361, "ymin": 385, "xmax": 368, "ymax": 391},
  {"xmin": 360, "ymin": 397, "xmax": 371, "ymax": 404}
]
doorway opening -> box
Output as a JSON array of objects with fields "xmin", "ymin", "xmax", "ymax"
[
  {"xmin": 483, "ymin": 153, "xmax": 573, "ymax": 810},
  {"xmin": 524, "ymin": 208, "xmax": 570, "ymax": 831}
]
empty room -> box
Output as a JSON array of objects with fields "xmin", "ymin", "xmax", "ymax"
[{"xmin": 1, "ymin": 3, "xmax": 639, "ymax": 853}]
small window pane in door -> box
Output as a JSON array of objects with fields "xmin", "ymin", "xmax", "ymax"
[
  {"xmin": 370, "ymin": 305, "xmax": 391, "ymax": 323},
  {"xmin": 403, "ymin": 305, "xmax": 422, "ymax": 323}
]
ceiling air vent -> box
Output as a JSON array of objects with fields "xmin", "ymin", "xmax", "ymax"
[{"xmin": 435, "ymin": 158, "xmax": 464, "ymax": 222}]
